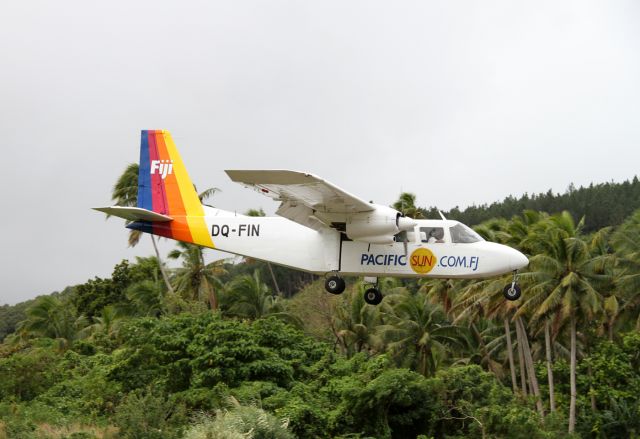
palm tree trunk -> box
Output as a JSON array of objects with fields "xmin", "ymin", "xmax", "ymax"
[
  {"xmin": 588, "ymin": 364, "xmax": 596, "ymax": 411},
  {"xmin": 472, "ymin": 322, "xmax": 498, "ymax": 376},
  {"xmin": 266, "ymin": 263, "xmax": 282, "ymax": 296},
  {"xmin": 545, "ymin": 320, "xmax": 556, "ymax": 412},
  {"xmin": 515, "ymin": 318, "xmax": 528, "ymax": 396},
  {"xmin": 150, "ymin": 235, "xmax": 175, "ymax": 296},
  {"xmin": 200, "ymin": 251, "xmax": 216, "ymax": 312},
  {"xmin": 504, "ymin": 318, "xmax": 518, "ymax": 393},
  {"xmin": 569, "ymin": 315, "xmax": 577, "ymax": 434},
  {"xmin": 584, "ymin": 340, "xmax": 597, "ymax": 411},
  {"xmin": 517, "ymin": 317, "xmax": 544, "ymax": 416},
  {"xmin": 201, "ymin": 260, "xmax": 218, "ymax": 312},
  {"xmin": 208, "ymin": 288, "xmax": 218, "ymax": 311}
]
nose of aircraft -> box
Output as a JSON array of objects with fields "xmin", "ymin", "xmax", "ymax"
[{"xmin": 510, "ymin": 249, "xmax": 529, "ymax": 271}]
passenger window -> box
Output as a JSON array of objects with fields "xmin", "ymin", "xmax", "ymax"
[
  {"xmin": 421, "ymin": 227, "xmax": 445, "ymax": 243},
  {"xmin": 450, "ymin": 224, "xmax": 483, "ymax": 243}
]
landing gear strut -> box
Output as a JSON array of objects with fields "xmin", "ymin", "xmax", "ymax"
[
  {"xmin": 503, "ymin": 271, "xmax": 522, "ymax": 301},
  {"xmin": 325, "ymin": 275, "xmax": 346, "ymax": 295}
]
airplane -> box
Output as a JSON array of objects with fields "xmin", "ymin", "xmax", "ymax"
[{"xmin": 95, "ymin": 130, "xmax": 529, "ymax": 305}]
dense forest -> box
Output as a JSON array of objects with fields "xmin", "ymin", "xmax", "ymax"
[
  {"xmin": 2, "ymin": 175, "xmax": 640, "ymax": 438},
  {"xmin": 423, "ymin": 176, "xmax": 640, "ymax": 233}
]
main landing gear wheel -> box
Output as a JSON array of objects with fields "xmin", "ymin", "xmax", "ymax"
[
  {"xmin": 364, "ymin": 288, "xmax": 383, "ymax": 305},
  {"xmin": 325, "ymin": 276, "xmax": 346, "ymax": 295}
]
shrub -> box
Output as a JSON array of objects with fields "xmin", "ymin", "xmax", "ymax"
[
  {"xmin": 183, "ymin": 405, "xmax": 294, "ymax": 439},
  {"xmin": 113, "ymin": 387, "xmax": 185, "ymax": 439}
]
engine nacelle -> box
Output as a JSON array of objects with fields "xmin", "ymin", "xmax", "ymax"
[{"xmin": 345, "ymin": 205, "xmax": 416, "ymax": 244}]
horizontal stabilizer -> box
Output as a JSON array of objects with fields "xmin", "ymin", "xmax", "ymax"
[{"xmin": 93, "ymin": 206, "xmax": 173, "ymax": 222}]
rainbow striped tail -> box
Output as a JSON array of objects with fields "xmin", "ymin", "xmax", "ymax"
[{"xmin": 95, "ymin": 130, "xmax": 214, "ymax": 248}]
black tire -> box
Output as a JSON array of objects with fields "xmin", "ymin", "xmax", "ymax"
[
  {"xmin": 364, "ymin": 288, "xmax": 383, "ymax": 305},
  {"xmin": 503, "ymin": 283, "xmax": 522, "ymax": 301},
  {"xmin": 325, "ymin": 276, "xmax": 346, "ymax": 295}
]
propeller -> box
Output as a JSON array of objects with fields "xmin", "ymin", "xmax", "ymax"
[
  {"xmin": 395, "ymin": 213, "xmax": 415, "ymax": 257},
  {"xmin": 396, "ymin": 230, "xmax": 409, "ymax": 257}
]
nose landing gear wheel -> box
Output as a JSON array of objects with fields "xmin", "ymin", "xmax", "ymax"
[
  {"xmin": 503, "ymin": 284, "xmax": 521, "ymax": 301},
  {"xmin": 364, "ymin": 288, "xmax": 383, "ymax": 305},
  {"xmin": 503, "ymin": 270, "xmax": 522, "ymax": 301},
  {"xmin": 325, "ymin": 276, "xmax": 346, "ymax": 295}
]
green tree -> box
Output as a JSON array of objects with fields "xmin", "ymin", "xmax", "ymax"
[
  {"xmin": 244, "ymin": 207, "xmax": 282, "ymax": 295},
  {"xmin": 419, "ymin": 278, "xmax": 462, "ymax": 316},
  {"xmin": 0, "ymin": 301, "xmax": 33, "ymax": 342},
  {"xmin": 611, "ymin": 209, "xmax": 640, "ymax": 331},
  {"xmin": 342, "ymin": 366, "xmax": 439, "ymax": 438},
  {"xmin": 17, "ymin": 296, "xmax": 88, "ymax": 350},
  {"xmin": 225, "ymin": 270, "xmax": 278, "ymax": 320},
  {"xmin": 110, "ymin": 163, "xmax": 176, "ymax": 296},
  {"xmin": 114, "ymin": 386, "xmax": 184, "ymax": 439},
  {"xmin": 433, "ymin": 365, "xmax": 556, "ymax": 439},
  {"xmin": 458, "ymin": 214, "xmax": 546, "ymax": 414},
  {"xmin": 0, "ymin": 344, "xmax": 63, "ymax": 401},
  {"xmin": 168, "ymin": 241, "xmax": 227, "ymax": 311},
  {"xmin": 380, "ymin": 291, "xmax": 467, "ymax": 376},
  {"xmin": 73, "ymin": 260, "xmax": 132, "ymax": 318},
  {"xmin": 392, "ymin": 192, "xmax": 425, "ymax": 219},
  {"xmin": 453, "ymin": 277, "xmax": 530, "ymax": 400},
  {"xmin": 125, "ymin": 280, "xmax": 165, "ymax": 317},
  {"xmin": 86, "ymin": 305, "xmax": 122, "ymax": 338},
  {"xmin": 519, "ymin": 211, "xmax": 606, "ymax": 433},
  {"xmin": 332, "ymin": 287, "xmax": 382, "ymax": 357}
]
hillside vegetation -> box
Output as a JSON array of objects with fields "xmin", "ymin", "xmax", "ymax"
[{"xmin": 2, "ymin": 176, "xmax": 640, "ymax": 438}]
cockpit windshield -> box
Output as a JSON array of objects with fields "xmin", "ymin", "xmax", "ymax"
[{"xmin": 450, "ymin": 223, "xmax": 484, "ymax": 243}]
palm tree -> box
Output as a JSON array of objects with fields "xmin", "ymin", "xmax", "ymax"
[
  {"xmin": 419, "ymin": 278, "xmax": 463, "ymax": 316},
  {"xmin": 454, "ymin": 276, "xmax": 541, "ymax": 411},
  {"xmin": 197, "ymin": 186, "xmax": 220, "ymax": 205},
  {"xmin": 18, "ymin": 296, "xmax": 89, "ymax": 350},
  {"xmin": 518, "ymin": 211, "xmax": 606, "ymax": 433},
  {"xmin": 244, "ymin": 208, "xmax": 281, "ymax": 295},
  {"xmin": 222, "ymin": 270, "xmax": 302, "ymax": 327},
  {"xmin": 420, "ymin": 277, "xmax": 514, "ymax": 385},
  {"xmin": 125, "ymin": 280, "xmax": 165, "ymax": 317},
  {"xmin": 467, "ymin": 215, "xmax": 544, "ymax": 406},
  {"xmin": 110, "ymin": 164, "xmax": 221, "ymax": 298},
  {"xmin": 86, "ymin": 305, "xmax": 124, "ymax": 342},
  {"xmin": 224, "ymin": 270, "xmax": 274, "ymax": 319},
  {"xmin": 379, "ymin": 291, "xmax": 467, "ymax": 376},
  {"xmin": 168, "ymin": 241, "xmax": 227, "ymax": 311},
  {"xmin": 611, "ymin": 210, "xmax": 640, "ymax": 332},
  {"xmin": 332, "ymin": 285, "xmax": 383, "ymax": 356},
  {"xmin": 392, "ymin": 192, "xmax": 425, "ymax": 219},
  {"xmin": 109, "ymin": 163, "xmax": 175, "ymax": 295}
]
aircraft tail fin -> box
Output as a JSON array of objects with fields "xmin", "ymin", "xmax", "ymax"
[{"xmin": 128, "ymin": 130, "xmax": 214, "ymax": 247}]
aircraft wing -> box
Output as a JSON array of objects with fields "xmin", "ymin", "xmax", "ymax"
[{"xmin": 225, "ymin": 170, "xmax": 374, "ymax": 230}]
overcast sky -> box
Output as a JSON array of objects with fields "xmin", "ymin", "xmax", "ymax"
[{"xmin": 1, "ymin": 0, "xmax": 639, "ymax": 305}]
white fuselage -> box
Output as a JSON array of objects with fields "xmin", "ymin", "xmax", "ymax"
[{"xmin": 202, "ymin": 206, "xmax": 527, "ymax": 279}]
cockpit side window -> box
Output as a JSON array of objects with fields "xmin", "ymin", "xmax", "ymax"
[
  {"xmin": 421, "ymin": 227, "xmax": 445, "ymax": 243},
  {"xmin": 450, "ymin": 223, "xmax": 483, "ymax": 243}
]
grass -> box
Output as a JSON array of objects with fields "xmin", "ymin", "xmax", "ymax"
[{"xmin": 35, "ymin": 423, "xmax": 118, "ymax": 439}]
